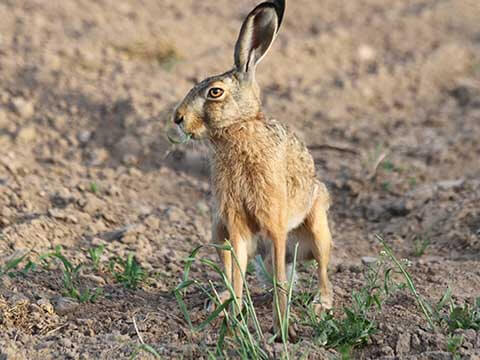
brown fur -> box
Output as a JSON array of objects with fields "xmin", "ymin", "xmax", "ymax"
[{"xmin": 173, "ymin": 0, "xmax": 333, "ymax": 337}]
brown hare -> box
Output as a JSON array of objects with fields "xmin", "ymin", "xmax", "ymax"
[{"xmin": 173, "ymin": 0, "xmax": 333, "ymax": 337}]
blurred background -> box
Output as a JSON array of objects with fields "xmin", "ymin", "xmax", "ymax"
[{"xmin": 0, "ymin": 0, "xmax": 479, "ymax": 358}]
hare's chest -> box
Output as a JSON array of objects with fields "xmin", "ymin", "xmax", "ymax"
[{"xmin": 211, "ymin": 151, "xmax": 279, "ymax": 215}]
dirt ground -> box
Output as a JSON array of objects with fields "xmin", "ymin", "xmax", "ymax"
[{"xmin": 1, "ymin": 0, "xmax": 480, "ymax": 359}]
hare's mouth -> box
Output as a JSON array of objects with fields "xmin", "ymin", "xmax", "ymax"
[{"xmin": 167, "ymin": 126, "xmax": 193, "ymax": 144}]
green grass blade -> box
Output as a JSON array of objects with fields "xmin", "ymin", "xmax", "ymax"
[
  {"xmin": 138, "ymin": 344, "xmax": 161, "ymax": 358},
  {"xmin": 196, "ymin": 298, "xmax": 234, "ymax": 332},
  {"xmin": 216, "ymin": 317, "xmax": 229, "ymax": 356},
  {"xmin": 174, "ymin": 289, "xmax": 193, "ymax": 330},
  {"xmin": 376, "ymin": 234, "xmax": 435, "ymax": 330},
  {"xmin": 183, "ymin": 246, "xmax": 203, "ymax": 282}
]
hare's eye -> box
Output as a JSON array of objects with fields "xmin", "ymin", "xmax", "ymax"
[{"xmin": 208, "ymin": 87, "xmax": 224, "ymax": 99}]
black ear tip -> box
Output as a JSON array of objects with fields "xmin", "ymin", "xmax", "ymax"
[
  {"xmin": 272, "ymin": 0, "xmax": 286, "ymax": 29},
  {"xmin": 253, "ymin": 0, "xmax": 286, "ymax": 31}
]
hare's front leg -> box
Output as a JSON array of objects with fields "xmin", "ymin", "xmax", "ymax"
[
  {"xmin": 268, "ymin": 226, "xmax": 289, "ymax": 336},
  {"xmin": 227, "ymin": 218, "xmax": 251, "ymax": 314},
  {"xmin": 212, "ymin": 219, "xmax": 232, "ymax": 307}
]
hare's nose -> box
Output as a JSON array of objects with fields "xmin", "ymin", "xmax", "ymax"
[{"xmin": 174, "ymin": 114, "xmax": 184, "ymax": 125}]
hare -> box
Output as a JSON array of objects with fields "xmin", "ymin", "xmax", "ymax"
[{"xmin": 173, "ymin": 0, "xmax": 333, "ymax": 337}]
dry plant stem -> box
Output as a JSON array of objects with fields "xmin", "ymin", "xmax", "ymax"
[
  {"xmin": 45, "ymin": 324, "xmax": 68, "ymax": 336},
  {"xmin": 308, "ymin": 144, "xmax": 359, "ymax": 155},
  {"xmin": 132, "ymin": 316, "xmax": 145, "ymax": 344},
  {"xmin": 368, "ymin": 152, "xmax": 388, "ymax": 180}
]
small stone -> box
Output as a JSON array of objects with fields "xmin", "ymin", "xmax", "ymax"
[
  {"xmin": 83, "ymin": 273, "xmax": 106, "ymax": 286},
  {"xmin": 10, "ymin": 294, "xmax": 29, "ymax": 305},
  {"xmin": 1, "ymin": 206, "xmax": 13, "ymax": 218},
  {"xmin": 77, "ymin": 130, "xmax": 92, "ymax": 144},
  {"xmin": 166, "ymin": 207, "xmax": 184, "ymax": 222},
  {"xmin": 89, "ymin": 220, "xmax": 107, "ymax": 234},
  {"xmin": 127, "ymin": 167, "xmax": 142, "ymax": 177},
  {"xmin": 36, "ymin": 298, "xmax": 54, "ymax": 314},
  {"xmin": 91, "ymin": 237, "xmax": 105, "ymax": 246},
  {"xmin": 53, "ymin": 297, "xmax": 79, "ymax": 316},
  {"xmin": 437, "ymin": 179, "xmax": 464, "ymax": 191},
  {"xmin": 144, "ymin": 215, "xmax": 160, "ymax": 229},
  {"xmin": 102, "ymin": 211, "xmax": 117, "ymax": 223},
  {"xmin": 81, "ymin": 194, "xmax": 104, "ymax": 215},
  {"xmin": 11, "ymin": 97, "xmax": 35, "ymax": 118},
  {"xmin": 357, "ymin": 44, "xmax": 376, "ymax": 62},
  {"xmin": 138, "ymin": 205, "xmax": 152, "ymax": 216},
  {"xmin": 121, "ymin": 234, "xmax": 137, "ymax": 244},
  {"xmin": 0, "ymin": 275, "xmax": 12, "ymax": 288},
  {"xmin": 387, "ymin": 200, "xmax": 411, "ymax": 216},
  {"xmin": 106, "ymin": 184, "xmax": 121, "ymax": 196},
  {"xmin": 406, "ymin": 185, "xmax": 435, "ymax": 203},
  {"xmin": 122, "ymin": 154, "xmax": 138, "ymax": 166},
  {"xmin": 349, "ymin": 264, "xmax": 362, "ymax": 274},
  {"xmin": 380, "ymin": 346, "xmax": 394, "ymax": 356},
  {"xmin": 411, "ymin": 333, "xmax": 422, "ymax": 350},
  {"xmin": 48, "ymin": 208, "xmax": 68, "ymax": 220},
  {"xmin": 396, "ymin": 332, "xmax": 411, "ymax": 356},
  {"xmin": 66, "ymin": 214, "xmax": 78, "ymax": 224},
  {"xmin": 86, "ymin": 148, "xmax": 109, "ymax": 166},
  {"xmin": 463, "ymin": 329, "xmax": 476, "ymax": 343},
  {"xmin": 50, "ymin": 188, "xmax": 73, "ymax": 207},
  {"xmin": 361, "ymin": 256, "xmax": 378, "ymax": 266},
  {"xmin": 16, "ymin": 125, "xmax": 37, "ymax": 142}
]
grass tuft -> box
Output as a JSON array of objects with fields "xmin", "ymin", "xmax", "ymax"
[
  {"xmin": 0, "ymin": 254, "xmax": 29, "ymax": 278},
  {"xmin": 437, "ymin": 295, "xmax": 480, "ymax": 332},
  {"xmin": 175, "ymin": 242, "xmax": 298, "ymax": 359},
  {"xmin": 50, "ymin": 245, "xmax": 102, "ymax": 302},
  {"xmin": 300, "ymin": 250, "xmax": 404, "ymax": 355},
  {"xmin": 109, "ymin": 253, "xmax": 146, "ymax": 289},
  {"xmin": 412, "ymin": 234, "xmax": 430, "ymax": 257},
  {"xmin": 88, "ymin": 245, "xmax": 105, "ymax": 271},
  {"xmin": 446, "ymin": 334, "xmax": 464, "ymax": 360}
]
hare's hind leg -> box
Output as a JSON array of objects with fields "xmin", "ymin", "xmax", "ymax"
[{"xmin": 301, "ymin": 192, "xmax": 333, "ymax": 314}]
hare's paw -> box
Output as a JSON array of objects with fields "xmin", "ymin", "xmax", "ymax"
[
  {"xmin": 313, "ymin": 292, "xmax": 333, "ymax": 316},
  {"xmin": 271, "ymin": 323, "xmax": 299, "ymax": 343}
]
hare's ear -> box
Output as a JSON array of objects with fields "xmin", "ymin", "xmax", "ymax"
[{"xmin": 234, "ymin": 0, "xmax": 285, "ymax": 75}]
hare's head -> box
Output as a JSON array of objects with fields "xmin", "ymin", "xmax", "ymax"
[{"xmin": 173, "ymin": 0, "xmax": 285, "ymax": 139}]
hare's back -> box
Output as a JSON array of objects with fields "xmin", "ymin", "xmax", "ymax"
[
  {"xmin": 269, "ymin": 120, "xmax": 317, "ymax": 228},
  {"xmin": 264, "ymin": 118, "xmax": 316, "ymax": 197}
]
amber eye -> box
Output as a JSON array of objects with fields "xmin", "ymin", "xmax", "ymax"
[{"xmin": 208, "ymin": 87, "xmax": 224, "ymax": 99}]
